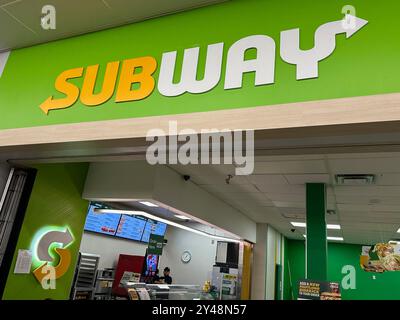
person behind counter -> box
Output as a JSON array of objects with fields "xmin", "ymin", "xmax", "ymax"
[
  {"xmin": 152, "ymin": 269, "xmax": 160, "ymax": 284},
  {"xmin": 160, "ymin": 267, "xmax": 172, "ymax": 284}
]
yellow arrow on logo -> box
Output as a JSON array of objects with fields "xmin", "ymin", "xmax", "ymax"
[
  {"xmin": 39, "ymin": 67, "xmax": 83, "ymax": 115},
  {"xmin": 33, "ymin": 247, "xmax": 71, "ymax": 283}
]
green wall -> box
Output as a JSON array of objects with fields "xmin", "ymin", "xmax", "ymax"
[
  {"xmin": 285, "ymin": 240, "xmax": 400, "ymax": 300},
  {"xmin": 0, "ymin": 0, "xmax": 399, "ymax": 129},
  {"xmin": 2, "ymin": 163, "xmax": 89, "ymax": 300}
]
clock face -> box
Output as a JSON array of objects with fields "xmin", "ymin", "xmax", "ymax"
[{"xmin": 181, "ymin": 250, "xmax": 192, "ymax": 263}]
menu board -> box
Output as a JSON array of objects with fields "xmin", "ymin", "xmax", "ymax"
[
  {"xmin": 83, "ymin": 204, "xmax": 167, "ymax": 243},
  {"xmin": 298, "ymin": 279, "xmax": 341, "ymax": 300},
  {"xmin": 141, "ymin": 219, "xmax": 167, "ymax": 243},
  {"xmin": 84, "ymin": 205, "xmax": 120, "ymax": 235},
  {"xmin": 116, "ymin": 215, "xmax": 147, "ymax": 241}
]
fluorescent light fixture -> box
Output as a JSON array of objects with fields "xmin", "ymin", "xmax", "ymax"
[
  {"xmin": 389, "ymin": 240, "xmax": 399, "ymax": 244},
  {"xmin": 303, "ymin": 235, "xmax": 343, "ymax": 241},
  {"xmin": 174, "ymin": 215, "xmax": 191, "ymax": 220},
  {"xmin": 291, "ymin": 222, "xmax": 341, "ymax": 230},
  {"xmin": 397, "ymin": 228, "xmax": 400, "ymax": 233},
  {"xmin": 327, "ymin": 236, "xmax": 344, "ymax": 241},
  {"xmin": 94, "ymin": 208, "xmax": 240, "ymax": 243},
  {"xmin": 139, "ymin": 201, "xmax": 158, "ymax": 207},
  {"xmin": 291, "ymin": 222, "xmax": 306, "ymax": 228}
]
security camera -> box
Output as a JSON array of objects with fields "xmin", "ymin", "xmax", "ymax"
[
  {"xmin": 290, "ymin": 228, "xmax": 296, "ymax": 233},
  {"xmin": 225, "ymin": 174, "xmax": 234, "ymax": 184},
  {"xmin": 183, "ymin": 175, "xmax": 191, "ymax": 181}
]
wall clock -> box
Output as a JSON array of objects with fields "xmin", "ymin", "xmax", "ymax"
[{"xmin": 181, "ymin": 250, "xmax": 192, "ymax": 263}]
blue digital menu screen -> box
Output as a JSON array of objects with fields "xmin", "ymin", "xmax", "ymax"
[
  {"xmin": 141, "ymin": 219, "xmax": 167, "ymax": 243},
  {"xmin": 115, "ymin": 215, "xmax": 147, "ymax": 241},
  {"xmin": 84, "ymin": 205, "xmax": 121, "ymax": 236}
]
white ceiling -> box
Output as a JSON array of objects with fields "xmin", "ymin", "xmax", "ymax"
[
  {"xmin": 169, "ymin": 152, "xmax": 400, "ymax": 245},
  {"xmin": 0, "ymin": 0, "xmax": 227, "ymax": 52}
]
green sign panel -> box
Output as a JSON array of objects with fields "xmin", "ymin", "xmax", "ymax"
[
  {"xmin": 0, "ymin": 0, "xmax": 399, "ymax": 130},
  {"xmin": 148, "ymin": 234, "xmax": 164, "ymax": 255}
]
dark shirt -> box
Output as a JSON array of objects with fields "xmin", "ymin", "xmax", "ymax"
[
  {"xmin": 160, "ymin": 275, "xmax": 172, "ymax": 284},
  {"xmin": 152, "ymin": 275, "xmax": 160, "ymax": 284}
]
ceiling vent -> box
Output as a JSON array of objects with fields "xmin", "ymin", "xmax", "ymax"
[{"xmin": 335, "ymin": 174, "xmax": 375, "ymax": 186}]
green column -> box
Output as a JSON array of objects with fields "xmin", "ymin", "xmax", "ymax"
[{"xmin": 306, "ymin": 183, "xmax": 327, "ymax": 281}]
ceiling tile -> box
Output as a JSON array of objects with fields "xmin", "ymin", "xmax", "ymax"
[
  {"xmin": 201, "ymin": 183, "xmax": 259, "ymax": 194},
  {"xmin": 105, "ymin": 0, "xmax": 224, "ymax": 23},
  {"xmin": 336, "ymin": 195, "xmax": 400, "ymax": 205},
  {"xmin": 3, "ymin": 0, "xmax": 115, "ymax": 47},
  {"xmin": 256, "ymin": 184, "xmax": 305, "ymax": 194},
  {"xmin": 329, "ymin": 157, "xmax": 400, "ymax": 174},
  {"xmin": 0, "ymin": 1, "xmax": 17, "ymax": 6},
  {"xmin": 335, "ymin": 203, "xmax": 400, "ymax": 212},
  {"xmin": 327, "ymin": 152, "xmax": 400, "ymax": 159},
  {"xmin": 341, "ymin": 222, "xmax": 396, "ymax": 232},
  {"xmin": 273, "ymin": 201, "xmax": 305, "ymax": 208},
  {"xmin": 171, "ymin": 164, "xmax": 235, "ymax": 177},
  {"xmin": 334, "ymin": 186, "xmax": 400, "ymax": 197},
  {"xmin": 213, "ymin": 192, "xmax": 274, "ymax": 206},
  {"xmin": 234, "ymin": 206, "xmax": 282, "ymax": 223},
  {"xmin": 0, "ymin": 8, "xmax": 33, "ymax": 49},
  {"xmin": 285, "ymin": 174, "xmax": 330, "ymax": 185},
  {"xmin": 376, "ymin": 173, "xmax": 400, "ymax": 186},
  {"xmin": 268, "ymin": 193, "xmax": 305, "ymax": 202},
  {"xmin": 191, "ymin": 174, "xmax": 249, "ymax": 186},
  {"xmin": 255, "ymin": 154, "xmax": 324, "ymax": 162},
  {"xmin": 247, "ymin": 174, "xmax": 288, "ymax": 185},
  {"xmin": 253, "ymin": 160, "xmax": 327, "ymax": 174},
  {"xmin": 0, "ymin": 0, "xmax": 227, "ymax": 51}
]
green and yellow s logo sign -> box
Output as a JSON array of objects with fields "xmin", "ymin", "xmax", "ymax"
[{"xmin": 31, "ymin": 226, "xmax": 74, "ymax": 284}]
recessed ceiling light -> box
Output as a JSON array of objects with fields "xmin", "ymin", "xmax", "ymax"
[
  {"xmin": 327, "ymin": 236, "xmax": 344, "ymax": 241},
  {"xmin": 139, "ymin": 201, "xmax": 158, "ymax": 207},
  {"xmin": 291, "ymin": 222, "xmax": 306, "ymax": 228},
  {"xmin": 302, "ymin": 235, "xmax": 343, "ymax": 241},
  {"xmin": 175, "ymin": 215, "xmax": 191, "ymax": 220},
  {"xmin": 291, "ymin": 222, "xmax": 341, "ymax": 230}
]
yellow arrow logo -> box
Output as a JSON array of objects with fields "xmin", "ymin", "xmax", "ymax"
[
  {"xmin": 40, "ymin": 67, "xmax": 83, "ymax": 115},
  {"xmin": 33, "ymin": 247, "xmax": 71, "ymax": 283}
]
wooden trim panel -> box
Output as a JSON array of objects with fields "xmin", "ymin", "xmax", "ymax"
[{"xmin": 0, "ymin": 92, "xmax": 399, "ymax": 147}]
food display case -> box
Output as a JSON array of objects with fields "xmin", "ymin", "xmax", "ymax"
[{"xmin": 123, "ymin": 283, "xmax": 216, "ymax": 300}]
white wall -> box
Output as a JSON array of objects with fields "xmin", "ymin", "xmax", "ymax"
[
  {"xmin": 251, "ymin": 224, "xmax": 268, "ymax": 299},
  {"xmin": 79, "ymin": 226, "xmax": 217, "ymax": 287},
  {"xmin": 159, "ymin": 227, "xmax": 217, "ymax": 286},
  {"xmin": 265, "ymin": 225, "xmax": 281, "ymax": 300},
  {"xmin": 79, "ymin": 232, "xmax": 148, "ymax": 269},
  {"xmin": 251, "ymin": 224, "xmax": 283, "ymax": 300}
]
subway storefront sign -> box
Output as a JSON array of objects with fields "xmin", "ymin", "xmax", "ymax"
[
  {"xmin": 40, "ymin": 14, "xmax": 368, "ymax": 114},
  {"xmin": 0, "ymin": 0, "xmax": 399, "ymax": 130}
]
